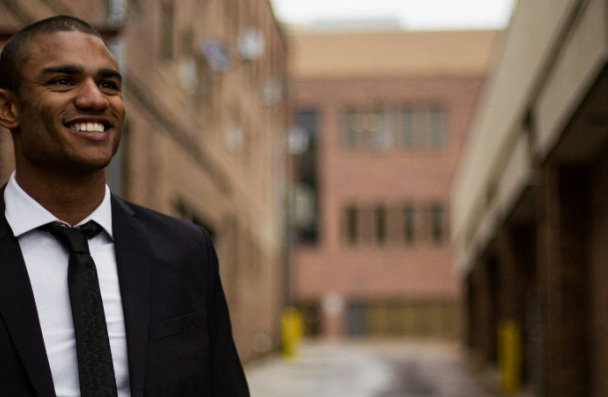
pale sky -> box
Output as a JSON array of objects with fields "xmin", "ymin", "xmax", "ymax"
[{"xmin": 269, "ymin": 0, "xmax": 518, "ymax": 30}]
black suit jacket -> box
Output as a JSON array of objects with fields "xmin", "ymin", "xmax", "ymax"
[{"xmin": 0, "ymin": 189, "xmax": 249, "ymax": 397}]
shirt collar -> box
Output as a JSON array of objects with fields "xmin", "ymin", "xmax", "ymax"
[{"xmin": 4, "ymin": 171, "xmax": 114, "ymax": 239}]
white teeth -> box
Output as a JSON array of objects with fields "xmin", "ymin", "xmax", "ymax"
[{"xmin": 69, "ymin": 122, "xmax": 106, "ymax": 132}]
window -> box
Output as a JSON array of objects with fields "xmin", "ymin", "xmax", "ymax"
[
  {"xmin": 429, "ymin": 107, "xmax": 446, "ymax": 147},
  {"xmin": 343, "ymin": 105, "xmax": 447, "ymax": 151},
  {"xmin": 360, "ymin": 207, "xmax": 374, "ymax": 244},
  {"xmin": 374, "ymin": 206, "xmax": 387, "ymax": 244},
  {"xmin": 400, "ymin": 106, "xmax": 448, "ymax": 148},
  {"xmin": 401, "ymin": 108, "xmax": 414, "ymax": 147},
  {"xmin": 343, "ymin": 202, "xmax": 447, "ymax": 247},
  {"xmin": 344, "ymin": 110, "xmax": 385, "ymax": 149},
  {"xmin": 402, "ymin": 205, "xmax": 415, "ymax": 245},
  {"xmin": 342, "ymin": 205, "xmax": 372, "ymax": 245},
  {"xmin": 345, "ymin": 206, "xmax": 358, "ymax": 245},
  {"xmin": 345, "ymin": 110, "xmax": 358, "ymax": 147},
  {"xmin": 293, "ymin": 184, "xmax": 317, "ymax": 244},
  {"xmin": 294, "ymin": 109, "xmax": 320, "ymax": 245},
  {"xmin": 388, "ymin": 207, "xmax": 402, "ymax": 244},
  {"xmin": 429, "ymin": 204, "xmax": 447, "ymax": 244}
]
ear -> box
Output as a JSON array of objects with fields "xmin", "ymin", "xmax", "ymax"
[{"xmin": 0, "ymin": 88, "xmax": 20, "ymax": 130}]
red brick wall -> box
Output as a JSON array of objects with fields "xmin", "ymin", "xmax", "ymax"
[
  {"xmin": 292, "ymin": 75, "xmax": 485, "ymax": 334},
  {"xmin": 537, "ymin": 166, "xmax": 591, "ymax": 397}
]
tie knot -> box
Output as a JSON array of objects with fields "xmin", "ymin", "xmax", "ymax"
[{"xmin": 38, "ymin": 221, "xmax": 103, "ymax": 254}]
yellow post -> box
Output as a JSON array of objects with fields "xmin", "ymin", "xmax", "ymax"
[
  {"xmin": 281, "ymin": 306, "xmax": 303, "ymax": 358},
  {"xmin": 498, "ymin": 318, "xmax": 522, "ymax": 393}
]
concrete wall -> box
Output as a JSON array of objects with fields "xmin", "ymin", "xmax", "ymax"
[
  {"xmin": 452, "ymin": 0, "xmax": 608, "ymax": 394},
  {"xmin": 452, "ymin": 0, "xmax": 608, "ymax": 276}
]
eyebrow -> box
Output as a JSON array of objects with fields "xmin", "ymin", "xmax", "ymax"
[
  {"xmin": 41, "ymin": 64, "xmax": 84, "ymax": 76},
  {"xmin": 40, "ymin": 65, "xmax": 123, "ymax": 83},
  {"xmin": 98, "ymin": 68, "xmax": 123, "ymax": 83}
]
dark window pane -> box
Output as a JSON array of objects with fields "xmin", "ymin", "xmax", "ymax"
[
  {"xmin": 374, "ymin": 206, "xmax": 387, "ymax": 244},
  {"xmin": 403, "ymin": 205, "xmax": 415, "ymax": 245},
  {"xmin": 360, "ymin": 207, "xmax": 374, "ymax": 244},
  {"xmin": 294, "ymin": 109, "xmax": 319, "ymax": 244},
  {"xmin": 345, "ymin": 206, "xmax": 358, "ymax": 245},
  {"xmin": 430, "ymin": 204, "xmax": 446, "ymax": 244}
]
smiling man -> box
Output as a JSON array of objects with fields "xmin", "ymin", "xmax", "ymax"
[{"xmin": 0, "ymin": 16, "xmax": 249, "ymax": 397}]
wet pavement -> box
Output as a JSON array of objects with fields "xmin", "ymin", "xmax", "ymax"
[{"xmin": 245, "ymin": 339, "xmax": 501, "ymax": 397}]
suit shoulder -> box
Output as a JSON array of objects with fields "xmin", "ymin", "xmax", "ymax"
[{"xmin": 112, "ymin": 196, "xmax": 213, "ymax": 244}]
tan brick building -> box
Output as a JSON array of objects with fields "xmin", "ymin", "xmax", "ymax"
[
  {"xmin": 288, "ymin": 27, "xmax": 499, "ymax": 338},
  {"xmin": 0, "ymin": 0, "xmax": 289, "ymax": 363},
  {"xmin": 452, "ymin": 0, "xmax": 608, "ymax": 395}
]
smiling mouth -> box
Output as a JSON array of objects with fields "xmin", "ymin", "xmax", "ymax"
[{"xmin": 68, "ymin": 122, "xmax": 106, "ymax": 132}]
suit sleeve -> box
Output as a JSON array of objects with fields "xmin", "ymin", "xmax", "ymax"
[{"xmin": 201, "ymin": 228, "xmax": 250, "ymax": 397}]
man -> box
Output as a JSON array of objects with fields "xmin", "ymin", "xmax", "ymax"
[{"xmin": 0, "ymin": 16, "xmax": 249, "ymax": 397}]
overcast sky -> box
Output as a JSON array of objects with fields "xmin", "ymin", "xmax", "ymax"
[{"xmin": 269, "ymin": 0, "xmax": 518, "ymax": 30}]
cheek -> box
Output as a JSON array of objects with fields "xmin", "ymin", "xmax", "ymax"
[
  {"xmin": 18, "ymin": 110, "xmax": 61, "ymax": 148},
  {"xmin": 19, "ymin": 98, "xmax": 54, "ymax": 127},
  {"xmin": 112, "ymin": 99, "xmax": 126, "ymax": 120}
]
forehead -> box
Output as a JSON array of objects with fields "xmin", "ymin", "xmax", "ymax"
[{"xmin": 21, "ymin": 31, "xmax": 118, "ymax": 75}]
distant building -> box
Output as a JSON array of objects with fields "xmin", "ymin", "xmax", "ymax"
[
  {"xmin": 288, "ymin": 26, "xmax": 499, "ymax": 338},
  {"xmin": 452, "ymin": 0, "xmax": 608, "ymax": 394},
  {"xmin": 0, "ymin": 0, "xmax": 289, "ymax": 363}
]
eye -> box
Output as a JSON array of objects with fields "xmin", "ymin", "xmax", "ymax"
[
  {"xmin": 99, "ymin": 81, "xmax": 120, "ymax": 91},
  {"xmin": 52, "ymin": 77, "xmax": 72, "ymax": 85}
]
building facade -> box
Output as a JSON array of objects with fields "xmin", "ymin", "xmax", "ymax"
[
  {"xmin": 452, "ymin": 0, "xmax": 608, "ymax": 395},
  {"xmin": 0, "ymin": 0, "xmax": 289, "ymax": 363},
  {"xmin": 288, "ymin": 28, "xmax": 498, "ymax": 338}
]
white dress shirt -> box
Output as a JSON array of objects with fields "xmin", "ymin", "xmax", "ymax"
[{"xmin": 4, "ymin": 172, "xmax": 131, "ymax": 397}]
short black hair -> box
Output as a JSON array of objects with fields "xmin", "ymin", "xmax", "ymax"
[{"xmin": 0, "ymin": 15, "xmax": 102, "ymax": 93}]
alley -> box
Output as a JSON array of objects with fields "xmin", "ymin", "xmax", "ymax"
[{"xmin": 245, "ymin": 340, "xmax": 501, "ymax": 397}]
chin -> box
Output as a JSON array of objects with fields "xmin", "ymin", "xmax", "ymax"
[{"xmin": 63, "ymin": 156, "xmax": 114, "ymax": 175}]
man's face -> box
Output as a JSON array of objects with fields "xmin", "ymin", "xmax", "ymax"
[{"xmin": 11, "ymin": 30, "xmax": 125, "ymax": 175}]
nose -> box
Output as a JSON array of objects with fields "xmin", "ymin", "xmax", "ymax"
[{"xmin": 73, "ymin": 78, "xmax": 109, "ymax": 111}]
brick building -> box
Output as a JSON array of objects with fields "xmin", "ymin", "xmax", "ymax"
[
  {"xmin": 288, "ymin": 27, "xmax": 499, "ymax": 338},
  {"xmin": 0, "ymin": 0, "xmax": 289, "ymax": 363},
  {"xmin": 451, "ymin": 0, "xmax": 608, "ymax": 395}
]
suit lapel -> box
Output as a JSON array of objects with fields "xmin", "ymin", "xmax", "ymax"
[
  {"xmin": 0, "ymin": 186, "xmax": 56, "ymax": 397},
  {"xmin": 111, "ymin": 196, "xmax": 151, "ymax": 397}
]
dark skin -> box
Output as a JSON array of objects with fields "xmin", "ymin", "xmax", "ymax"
[{"xmin": 0, "ymin": 31, "xmax": 125, "ymax": 225}]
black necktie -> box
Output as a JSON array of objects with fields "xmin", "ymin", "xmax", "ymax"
[{"xmin": 39, "ymin": 221, "xmax": 118, "ymax": 397}]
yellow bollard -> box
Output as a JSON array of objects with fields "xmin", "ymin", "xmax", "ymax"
[
  {"xmin": 498, "ymin": 318, "xmax": 522, "ymax": 394},
  {"xmin": 281, "ymin": 306, "xmax": 303, "ymax": 358}
]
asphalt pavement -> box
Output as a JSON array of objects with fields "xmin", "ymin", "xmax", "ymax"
[{"xmin": 245, "ymin": 339, "xmax": 502, "ymax": 397}]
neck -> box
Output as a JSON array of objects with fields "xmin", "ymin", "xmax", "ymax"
[{"xmin": 15, "ymin": 167, "xmax": 107, "ymax": 226}]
